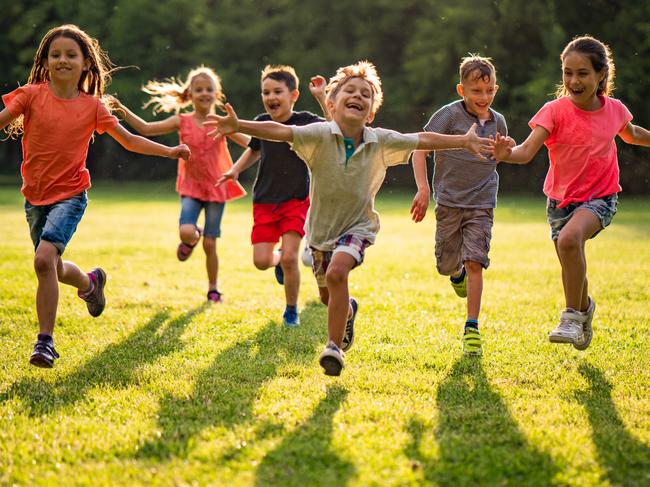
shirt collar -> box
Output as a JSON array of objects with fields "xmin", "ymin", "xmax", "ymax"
[{"xmin": 327, "ymin": 120, "xmax": 378, "ymax": 144}]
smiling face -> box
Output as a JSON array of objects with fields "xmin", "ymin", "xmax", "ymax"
[
  {"xmin": 457, "ymin": 70, "xmax": 498, "ymax": 120},
  {"xmin": 562, "ymin": 51, "xmax": 605, "ymax": 110},
  {"xmin": 189, "ymin": 74, "xmax": 217, "ymax": 113},
  {"xmin": 261, "ymin": 77, "xmax": 298, "ymax": 122},
  {"xmin": 45, "ymin": 35, "xmax": 89, "ymax": 85},
  {"xmin": 328, "ymin": 76, "xmax": 375, "ymax": 126}
]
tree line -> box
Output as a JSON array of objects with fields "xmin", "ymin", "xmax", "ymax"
[{"xmin": 1, "ymin": 0, "xmax": 648, "ymax": 193}]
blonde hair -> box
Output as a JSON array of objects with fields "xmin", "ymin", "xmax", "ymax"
[
  {"xmin": 555, "ymin": 35, "xmax": 615, "ymax": 98},
  {"xmin": 325, "ymin": 60, "xmax": 384, "ymax": 116},
  {"xmin": 143, "ymin": 66, "xmax": 225, "ymax": 114},
  {"xmin": 5, "ymin": 24, "xmax": 116, "ymax": 138},
  {"xmin": 459, "ymin": 54, "xmax": 496, "ymax": 83},
  {"xmin": 260, "ymin": 65, "xmax": 299, "ymax": 91}
]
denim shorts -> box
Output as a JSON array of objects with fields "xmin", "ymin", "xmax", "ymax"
[
  {"xmin": 25, "ymin": 191, "xmax": 88, "ymax": 254},
  {"xmin": 546, "ymin": 194, "xmax": 618, "ymax": 241},
  {"xmin": 179, "ymin": 196, "xmax": 225, "ymax": 238}
]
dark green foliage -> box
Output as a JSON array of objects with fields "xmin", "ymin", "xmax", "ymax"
[{"xmin": 1, "ymin": 0, "xmax": 648, "ymax": 192}]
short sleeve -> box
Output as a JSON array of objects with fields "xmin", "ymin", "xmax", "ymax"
[
  {"xmin": 377, "ymin": 128, "xmax": 419, "ymax": 167},
  {"xmin": 615, "ymin": 99, "xmax": 633, "ymax": 132},
  {"xmin": 2, "ymin": 85, "xmax": 33, "ymax": 117},
  {"xmin": 497, "ymin": 113, "xmax": 508, "ymax": 137},
  {"xmin": 423, "ymin": 105, "xmax": 453, "ymax": 133},
  {"xmin": 95, "ymin": 100, "xmax": 119, "ymax": 134},
  {"xmin": 291, "ymin": 122, "xmax": 328, "ymax": 168},
  {"xmin": 248, "ymin": 113, "xmax": 268, "ymax": 151},
  {"xmin": 529, "ymin": 101, "xmax": 555, "ymax": 134}
]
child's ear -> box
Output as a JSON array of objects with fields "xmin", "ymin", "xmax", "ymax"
[
  {"xmin": 291, "ymin": 89, "xmax": 300, "ymax": 103},
  {"xmin": 456, "ymin": 83, "xmax": 465, "ymax": 97}
]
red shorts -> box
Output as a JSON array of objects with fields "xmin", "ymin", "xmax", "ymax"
[{"xmin": 251, "ymin": 198, "xmax": 310, "ymax": 244}]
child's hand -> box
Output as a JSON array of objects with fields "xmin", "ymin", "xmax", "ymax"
[
  {"xmin": 464, "ymin": 123, "xmax": 494, "ymax": 159},
  {"xmin": 170, "ymin": 144, "xmax": 191, "ymax": 160},
  {"xmin": 492, "ymin": 133, "xmax": 513, "ymax": 162},
  {"xmin": 309, "ymin": 76, "xmax": 327, "ymax": 99},
  {"xmin": 216, "ymin": 169, "xmax": 239, "ymax": 186},
  {"xmin": 205, "ymin": 103, "xmax": 239, "ymax": 137},
  {"xmin": 410, "ymin": 187, "xmax": 430, "ymax": 222}
]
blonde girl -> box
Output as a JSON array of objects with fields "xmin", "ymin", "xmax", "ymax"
[
  {"xmin": 0, "ymin": 24, "xmax": 190, "ymax": 367},
  {"xmin": 116, "ymin": 66, "xmax": 249, "ymax": 303}
]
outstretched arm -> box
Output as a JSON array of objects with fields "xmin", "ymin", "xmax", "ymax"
[
  {"xmin": 494, "ymin": 126, "xmax": 548, "ymax": 164},
  {"xmin": 410, "ymin": 150, "xmax": 431, "ymax": 222},
  {"xmin": 205, "ymin": 103, "xmax": 293, "ymax": 142},
  {"xmin": 618, "ymin": 122, "xmax": 650, "ymax": 147},
  {"xmin": 216, "ymin": 148, "xmax": 261, "ymax": 186},
  {"xmin": 226, "ymin": 133, "xmax": 252, "ymax": 148},
  {"xmin": 309, "ymin": 75, "xmax": 331, "ymax": 121},
  {"xmin": 106, "ymin": 124, "xmax": 190, "ymax": 159},
  {"xmin": 111, "ymin": 97, "xmax": 179, "ymax": 136},
  {"xmin": 416, "ymin": 123, "xmax": 493, "ymax": 158}
]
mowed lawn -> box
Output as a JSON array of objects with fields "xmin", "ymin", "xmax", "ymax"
[{"xmin": 0, "ymin": 182, "xmax": 648, "ymax": 486}]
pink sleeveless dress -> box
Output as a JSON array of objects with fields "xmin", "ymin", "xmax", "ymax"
[{"xmin": 176, "ymin": 113, "xmax": 246, "ymax": 202}]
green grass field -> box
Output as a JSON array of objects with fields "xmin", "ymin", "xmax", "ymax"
[{"xmin": 0, "ymin": 182, "xmax": 648, "ymax": 486}]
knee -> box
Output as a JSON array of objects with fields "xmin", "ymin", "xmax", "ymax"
[
  {"xmin": 33, "ymin": 253, "xmax": 56, "ymax": 276},
  {"xmin": 280, "ymin": 250, "xmax": 298, "ymax": 270},
  {"xmin": 464, "ymin": 260, "xmax": 483, "ymax": 274},
  {"xmin": 202, "ymin": 237, "xmax": 216, "ymax": 254},
  {"xmin": 179, "ymin": 224, "xmax": 199, "ymax": 243},
  {"xmin": 325, "ymin": 265, "xmax": 348, "ymax": 288},
  {"xmin": 253, "ymin": 256, "xmax": 272, "ymax": 270},
  {"xmin": 557, "ymin": 232, "xmax": 581, "ymax": 254}
]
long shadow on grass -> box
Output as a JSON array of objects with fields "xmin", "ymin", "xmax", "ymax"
[
  {"xmin": 406, "ymin": 356, "xmax": 559, "ymax": 486},
  {"xmin": 137, "ymin": 300, "xmax": 325, "ymax": 459},
  {"xmin": 0, "ymin": 305, "xmax": 205, "ymax": 415},
  {"xmin": 577, "ymin": 363, "xmax": 650, "ymax": 487},
  {"xmin": 254, "ymin": 385, "xmax": 354, "ymax": 486}
]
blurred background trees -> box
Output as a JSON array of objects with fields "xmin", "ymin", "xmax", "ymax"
[{"xmin": 1, "ymin": 0, "xmax": 648, "ymax": 193}]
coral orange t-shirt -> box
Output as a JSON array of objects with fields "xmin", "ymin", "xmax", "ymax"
[
  {"xmin": 176, "ymin": 113, "xmax": 246, "ymax": 202},
  {"xmin": 529, "ymin": 96, "xmax": 632, "ymax": 207},
  {"xmin": 2, "ymin": 83, "xmax": 119, "ymax": 205}
]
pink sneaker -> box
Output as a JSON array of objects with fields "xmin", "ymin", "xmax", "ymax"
[{"xmin": 207, "ymin": 290, "xmax": 222, "ymax": 303}]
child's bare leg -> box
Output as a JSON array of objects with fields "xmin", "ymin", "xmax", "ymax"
[
  {"xmin": 555, "ymin": 210, "xmax": 601, "ymax": 310},
  {"xmin": 33, "ymin": 241, "xmax": 62, "ymax": 335},
  {"xmin": 56, "ymin": 257, "xmax": 91, "ymax": 290},
  {"xmin": 465, "ymin": 260, "xmax": 483, "ymax": 320},
  {"xmin": 318, "ymin": 286, "xmax": 329, "ymax": 306},
  {"xmin": 325, "ymin": 253, "xmax": 356, "ymax": 347},
  {"xmin": 252, "ymin": 242, "xmax": 279, "ymax": 270},
  {"xmin": 279, "ymin": 231, "xmax": 301, "ymax": 306},
  {"xmin": 202, "ymin": 236, "xmax": 218, "ymax": 289},
  {"xmin": 179, "ymin": 224, "xmax": 201, "ymax": 245}
]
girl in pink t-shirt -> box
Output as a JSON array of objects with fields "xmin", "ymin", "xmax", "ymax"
[
  {"xmin": 0, "ymin": 25, "xmax": 190, "ymax": 368},
  {"xmin": 494, "ymin": 35, "xmax": 650, "ymax": 350},
  {"xmin": 116, "ymin": 67, "xmax": 248, "ymax": 303}
]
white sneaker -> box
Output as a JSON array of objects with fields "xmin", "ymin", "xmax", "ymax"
[
  {"xmin": 573, "ymin": 297, "xmax": 595, "ymax": 351},
  {"xmin": 319, "ymin": 341, "xmax": 345, "ymax": 376},
  {"xmin": 548, "ymin": 308, "xmax": 586, "ymax": 345}
]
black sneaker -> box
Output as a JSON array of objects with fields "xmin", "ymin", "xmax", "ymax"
[
  {"xmin": 274, "ymin": 249, "xmax": 284, "ymax": 285},
  {"xmin": 78, "ymin": 268, "xmax": 107, "ymax": 317},
  {"xmin": 319, "ymin": 341, "xmax": 345, "ymax": 376},
  {"xmin": 342, "ymin": 298, "xmax": 358, "ymax": 352},
  {"xmin": 30, "ymin": 339, "xmax": 59, "ymax": 368}
]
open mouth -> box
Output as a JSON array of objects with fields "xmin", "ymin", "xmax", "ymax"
[
  {"xmin": 266, "ymin": 102, "xmax": 281, "ymax": 110},
  {"xmin": 345, "ymin": 102, "xmax": 363, "ymax": 111}
]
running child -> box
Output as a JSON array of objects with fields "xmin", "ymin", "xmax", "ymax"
[
  {"xmin": 115, "ymin": 66, "xmax": 248, "ymax": 303},
  {"xmin": 218, "ymin": 65, "xmax": 328, "ymax": 326},
  {"xmin": 206, "ymin": 61, "xmax": 494, "ymax": 376},
  {"xmin": 493, "ymin": 35, "xmax": 650, "ymax": 350},
  {"xmin": 0, "ymin": 25, "xmax": 190, "ymax": 367},
  {"xmin": 410, "ymin": 55, "xmax": 514, "ymax": 356}
]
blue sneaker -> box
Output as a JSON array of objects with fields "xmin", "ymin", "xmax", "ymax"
[
  {"xmin": 274, "ymin": 249, "xmax": 284, "ymax": 285},
  {"xmin": 342, "ymin": 298, "xmax": 358, "ymax": 352},
  {"xmin": 283, "ymin": 307, "xmax": 300, "ymax": 327}
]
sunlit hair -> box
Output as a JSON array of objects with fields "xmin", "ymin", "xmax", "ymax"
[
  {"xmin": 142, "ymin": 66, "xmax": 225, "ymax": 114},
  {"xmin": 555, "ymin": 35, "xmax": 615, "ymax": 98},
  {"xmin": 261, "ymin": 65, "xmax": 299, "ymax": 92},
  {"xmin": 459, "ymin": 54, "xmax": 496, "ymax": 83},
  {"xmin": 5, "ymin": 24, "xmax": 116, "ymax": 138},
  {"xmin": 325, "ymin": 60, "xmax": 383, "ymax": 116}
]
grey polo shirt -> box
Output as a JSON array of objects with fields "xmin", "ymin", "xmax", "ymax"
[
  {"xmin": 291, "ymin": 121, "xmax": 418, "ymax": 250},
  {"xmin": 424, "ymin": 100, "xmax": 507, "ymax": 208}
]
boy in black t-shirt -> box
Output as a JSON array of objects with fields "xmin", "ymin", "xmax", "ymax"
[{"xmin": 219, "ymin": 65, "xmax": 327, "ymax": 326}]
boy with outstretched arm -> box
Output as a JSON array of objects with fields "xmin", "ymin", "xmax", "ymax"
[{"xmin": 207, "ymin": 61, "xmax": 493, "ymax": 376}]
